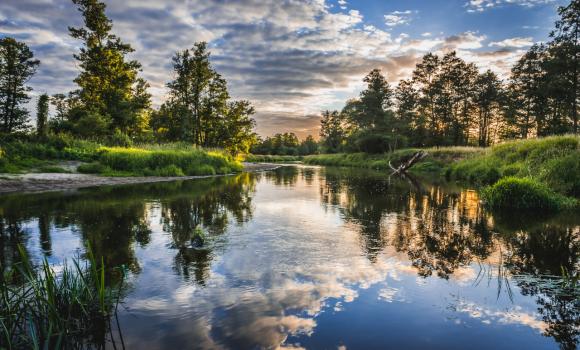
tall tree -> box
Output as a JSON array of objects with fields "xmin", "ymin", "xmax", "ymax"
[
  {"xmin": 474, "ymin": 71, "xmax": 504, "ymax": 146},
  {"xmin": 550, "ymin": 0, "xmax": 579, "ymax": 134},
  {"xmin": 507, "ymin": 44, "xmax": 548, "ymax": 138},
  {"xmin": 320, "ymin": 110, "xmax": 347, "ymax": 153},
  {"xmin": 0, "ymin": 37, "xmax": 39, "ymax": 134},
  {"xmin": 36, "ymin": 93, "xmax": 49, "ymax": 137},
  {"xmin": 69, "ymin": 0, "xmax": 150, "ymax": 136},
  {"xmin": 166, "ymin": 42, "xmax": 213, "ymax": 144}
]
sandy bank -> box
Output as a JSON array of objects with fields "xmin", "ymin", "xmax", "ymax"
[{"xmin": 0, "ymin": 162, "xmax": 281, "ymax": 194}]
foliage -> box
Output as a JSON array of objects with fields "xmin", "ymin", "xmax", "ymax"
[
  {"xmin": 481, "ymin": 177, "xmax": 576, "ymax": 210},
  {"xmin": 68, "ymin": 0, "xmax": 151, "ymax": 137},
  {"xmin": 152, "ymin": 42, "xmax": 257, "ymax": 154},
  {"xmin": 304, "ymin": 146, "xmax": 483, "ymax": 175},
  {"xmin": 36, "ymin": 94, "xmax": 49, "ymax": 138},
  {"xmin": 449, "ymin": 135, "xmax": 580, "ymax": 195},
  {"xmin": 245, "ymin": 154, "xmax": 303, "ymax": 163},
  {"xmin": 0, "ymin": 245, "xmax": 125, "ymax": 349},
  {"xmin": 251, "ymin": 133, "xmax": 318, "ymax": 155},
  {"xmin": 80, "ymin": 146, "xmax": 242, "ymax": 177},
  {"xmin": 319, "ymin": 110, "xmax": 348, "ymax": 153},
  {"xmin": 0, "ymin": 37, "xmax": 40, "ymax": 134}
]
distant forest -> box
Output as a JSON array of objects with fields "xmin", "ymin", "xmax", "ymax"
[{"xmin": 0, "ymin": 0, "xmax": 578, "ymax": 156}]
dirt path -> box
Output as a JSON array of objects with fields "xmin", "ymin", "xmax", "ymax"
[{"xmin": 0, "ymin": 162, "xmax": 281, "ymax": 194}]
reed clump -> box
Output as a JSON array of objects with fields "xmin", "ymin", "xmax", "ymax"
[{"xmin": 0, "ymin": 246, "xmax": 126, "ymax": 349}]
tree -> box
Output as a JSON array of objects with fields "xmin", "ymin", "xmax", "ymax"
[
  {"xmin": 165, "ymin": 42, "xmax": 213, "ymax": 143},
  {"xmin": 550, "ymin": 0, "xmax": 579, "ymax": 134},
  {"xmin": 320, "ymin": 110, "xmax": 347, "ymax": 153},
  {"xmin": 507, "ymin": 44, "xmax": 548, "ymax": 138},
  {"xmin": 36, "ymin": 93, "xmax": 49, "ymax": 137},
  {"xmin": 474, "ymin": 71, "xmax": 504, "ymax": 146},
  {"xmin": 0, "ymin": 37, "xmax": 39, "ymax": 134},
  {"xmin": 299, "ymin": 135, "xmax": 318, "ymax": 155},
  {"xmin": 69, "ymin": 0, "xmax": 150, "ymax": 137}
]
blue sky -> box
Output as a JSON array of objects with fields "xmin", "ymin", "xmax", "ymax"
[{"xmin": 0, "ymin": 0, "xmax": 568, "ymax": 137}]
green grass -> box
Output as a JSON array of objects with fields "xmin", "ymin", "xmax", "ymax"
[
  {"xmin": 0, "ymin": 245, "xmax": 126, "ymax": 349},
  {"xmin": 0, "ymin": 136, "xmax": 242, "ymax": 177},
  {"xmin": 448, "ymin": 135, "xmax": 580, "ymax": 197},
  {"xmin": 78, "ymin": 146, "xmax": 242, "ymax": 177},
  {"xmin": 304, "ymin": 146, "xmax": 483, "ymax": 176},
  {"xmin": 245, "ymin": 154, "xmax": 304, "ymax": 163},
  {"xmin": 481, "ymin": 177, "xmax": 577, "ymax": 211}
]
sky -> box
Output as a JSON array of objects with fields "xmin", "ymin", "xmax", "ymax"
[{"xmin": 0, "ymin": 0, "xmax": 569, "ymax": 138}]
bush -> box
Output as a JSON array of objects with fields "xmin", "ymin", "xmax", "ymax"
[
  {"xmin": 107, "ymin": 130, "xmax": 133, "ymax": 147},
  {"xmin": 481, "ymin": 177, "xmax": 575, "ymax": 211},
  {"xmin": 355, "ymin": 132, "xmax": 391, "ymax": 154}
]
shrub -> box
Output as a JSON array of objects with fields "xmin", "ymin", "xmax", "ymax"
[
  {"xmin": 108, "ymin": 130, "xmax": 133, "ymax": 147},
  {"xmin": 481, "ymin": 177, "xmax": 575, "ymax": 211},
  {"xmin": 355, "ymin": 132, "xmax": 391, "ymax": 154}
]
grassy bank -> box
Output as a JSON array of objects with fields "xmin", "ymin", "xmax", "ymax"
[
  {"xmin": 304, "ymin": 146, "xmax": 483, "ymax": 175},
  {"xmin": 0, "ymin": 136, "xmax": 242, "ymax": 177},
  {"xmin": 304, "ymin": 136, "xmax": 579, "ymax": 210},
  {"xmin": 79, "ymin": 146, "xmax": 242, "ymax": 177},
  {"xmin": 448, "ymin": 136, "xmax": 579, "ymax": 196},
  {"xmin": 245, "ymin": 154, "xmax": 304, "ymax": 163}
]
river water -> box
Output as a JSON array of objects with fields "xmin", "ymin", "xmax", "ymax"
[{"xmin": 1, "ymin": 166, "xmax": 579, "ymax": 349}]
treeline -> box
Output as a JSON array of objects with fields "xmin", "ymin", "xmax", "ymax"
[
  {"xmin": 251, "ymin": 133, "xmax": 318, "ymax": 155},
  {"xmin": 319, "ymin": 0, "xmax": 578, "ymax": 153},
  {"xmin": 0, "ymin": 0, "xmax": 256, "ymax": 154}
]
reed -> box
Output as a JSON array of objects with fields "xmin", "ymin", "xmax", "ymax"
[{"xmin": 0, "ymin": 245, "xmax": 126, "ymax": 349}]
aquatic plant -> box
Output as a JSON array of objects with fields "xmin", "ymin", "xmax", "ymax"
[{"xmin": 0, "ymin": 245, "xmax": 126, "ymax": 349}]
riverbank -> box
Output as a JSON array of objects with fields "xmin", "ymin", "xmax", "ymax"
[
  {"xmin": 0, "ymin": 162, "xmax": 280, "ymax": 194},
  {"xmin": 302, "ymin": 135, "xmax": 580, "ymax": 210}
]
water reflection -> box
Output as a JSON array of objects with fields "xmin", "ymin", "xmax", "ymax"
[{"xmin": 0, "ymin": 166, "xmax": 579, "ymax": 349}]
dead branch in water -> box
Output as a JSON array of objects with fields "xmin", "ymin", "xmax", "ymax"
[{"xmin": 389, "ymin": 151, "xmax": 429, "ymax": 175}]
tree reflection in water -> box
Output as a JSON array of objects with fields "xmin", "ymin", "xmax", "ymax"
[
  {"xmin": 318, "ymin": 166, "xmax": 580, "ymax": 348},
  {"xmin": 0, "ymin": 166, "xmax": 579, "ymax": 348}
]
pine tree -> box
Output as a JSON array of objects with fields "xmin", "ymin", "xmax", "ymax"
[
  {"xmin": 0, "ymin": 37, "xmax": 40, "ymax": 134},
  {"xmin": 69, "ymin": 0, "xmax": 150, "ymax": 136}
]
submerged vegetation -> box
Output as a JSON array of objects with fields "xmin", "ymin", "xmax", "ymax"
[{"xmin": 0, "ymin": 246, "xmax": 125, "ymax": 349}]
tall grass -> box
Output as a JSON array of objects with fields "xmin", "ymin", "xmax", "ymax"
[
  {"xmin": 449, "ymin": 135, "xmax": 580, "ymax": 196},
  {"xmin": 303, "ymin": 146, "xmax": 483, "ymax": 175},
  {"xmin": 245, "ymin": 154, "xmax": 303, "ymax": 163},
  {"xmin": 79, "ymin": 146, "xmax": 242, "ymax": 177},
  {"xmin": 481, "ymin": 177, "xmax": 577, "ymax": 211},
  {"xmin": 0, "ymin": 246, "xmax": 126, "ymax": 349}
]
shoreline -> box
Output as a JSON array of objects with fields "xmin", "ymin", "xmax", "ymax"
[{"xmin": 0, "ymin": 162, "xmax": 281, "ymax": 195}]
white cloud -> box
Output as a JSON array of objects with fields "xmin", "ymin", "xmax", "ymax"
[
  {"xmin": 384, "ymin": 10, "xmax": 415, "ymax": 27},
  {"xmin": 489, "ymin": 37, "xmax": 533, "ymax": 48},
  {"xmin": 466, "ymin": 0, "xmax": 555, "ymax": 13}
]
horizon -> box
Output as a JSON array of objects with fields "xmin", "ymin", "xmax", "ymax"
[{"xmin": 0, "ymin": 0, "xmax": 568, "ymax": 138}]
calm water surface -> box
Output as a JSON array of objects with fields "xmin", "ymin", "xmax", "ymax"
[{"xmin": 1, "ymin": 166, "xmax": 579, "ymax": 349}]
